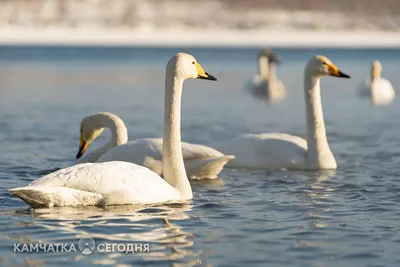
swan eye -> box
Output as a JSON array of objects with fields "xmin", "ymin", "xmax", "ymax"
[
  {"xmin": 192, "ymin": 61, "xmax": 195, "ymax": 65},
  {"xmin": 322, "ymin": 62, "xmax": 328, "ymax": 65}
]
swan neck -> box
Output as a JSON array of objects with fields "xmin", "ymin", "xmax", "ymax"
[
  {"xmin": 162, "ymin": 71, "xmax": 192, "ymax": 199},
  {"xmin": 78, "ymin": 114, "xmax": 128, "ymax": 163},
  {"xmin": 103, "ymin": 115, "xmax": 128, "ymax": 146},
  {"xmin": 304, "ymin": 74, "xmax": 332, "ymax": 167},
  {"xmin": 371, "ymin": 65, "xmax": 381, "ymax": 81},
  {"xmin": 268, "ymin": 63, "xmax": 277, "ymax": 80},
  {"xmin": 258, "ymin": 56, "xmax": 269, "ymax": 79}
]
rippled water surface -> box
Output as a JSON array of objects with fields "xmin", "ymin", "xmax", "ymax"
[{"xmin": 0, "ymin": 46, "xmax": 400, "ymax": 267}]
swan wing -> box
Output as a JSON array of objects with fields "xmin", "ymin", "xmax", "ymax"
[
  {"xmin": 212, "ymin": 133, "xmax": 308, "ymax": 169},
  {"xmin": 97, "ymin": 138, "xmax": 164, "ymax": 175},
  {"xmin": 97, "ymin": 138, "xmax": 233, "ymax": 178},
  {"xmin": 9, "ymin": 161, "xmax": 180, "ymax": 207}
]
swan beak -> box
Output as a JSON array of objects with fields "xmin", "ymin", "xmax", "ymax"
[
  {"xmin": 195, "ymin": 62, "xmax": 217, "ymax": 81},
  {"xmin": 76, "ymin": 136, "xmax": 89, "ymax": 159},
  {"xmin": 328, "ymin": 64, "xmax": 351, "ymax": 78}
]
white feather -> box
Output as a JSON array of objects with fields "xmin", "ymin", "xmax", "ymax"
[
  {"xmin": 358, "ymin": 78, "xmax": 395, "ymax": 106},
  {"xmin": 9, "ymin": 53, "xmax": 217, "ymax": 207},
  {"xmin": 97, "ymin": 138, "xmax": 234, "ymax": 179},
  {"xmin": 214, "ymin": 55, "xmax": 349, "ymax": 170},
  {"xmin": 9, "ymin": 162, "xmax": 179, "ymax": 207}
]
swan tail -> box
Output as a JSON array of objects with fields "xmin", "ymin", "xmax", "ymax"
[
  {"xmin": 184, "ymin": 155, "xmax": 235, "ymax": 179},
  {"xmin": 9, "ymin": 186, "xmax": 103, "ymax": 208}
]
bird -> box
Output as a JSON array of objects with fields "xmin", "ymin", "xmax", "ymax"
[
  {"xmin": 76, "ymin": 112, "xmax": 234, "ymax": 179},
  {"xmin": 248, "ymin": 48, "xmax": 287, "ymax": 103},
  {"xmin": 358, "ymin": 60, "xmax": 395, "ymax": 106},
  {"xmin": 9, "ymin": 53, "xmax": 217, "ymax": 207},
  {"xmin": 213, "ymin": 55, "xmax": 350, "ymax": 170}
]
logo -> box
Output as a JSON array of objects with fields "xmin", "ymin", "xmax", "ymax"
[
  {"xmin": 78, "ymin": 236, "xmax": 96, "ymax": 255},
  {"xmin": 13, "ymin": 236, "xmax": 149, "ymax": 255}
]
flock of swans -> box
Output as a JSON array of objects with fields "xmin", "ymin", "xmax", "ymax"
[
  {"xmin": 248, "ymin": 49, "xmax": 395, "ymax": 106},
  {"xmin": 8, "ymin": 50, "xmax": 395, "ymax": 208}
]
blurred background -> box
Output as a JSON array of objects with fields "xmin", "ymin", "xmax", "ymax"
[
  {"xmin": 0, "ymin": 0, "xmax": 399, "ymax": 30},
  {"xmin": 1, "ymin": 0, "xmax": 400, "ymax": 46}
]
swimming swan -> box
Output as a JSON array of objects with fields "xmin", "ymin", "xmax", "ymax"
[
  {"xmin": 213, "ymin": 55, "xmax": 350, "ymax": 170},
  {"xmin": 76, "ymin": 112, "xmax": 234, "ymax": 179},
  {"xmin": 358, "ymin": 60, "xmax": 395, "ymax": 106},
  {"xmin": 248, "ymin": 48, "xmax": 286, "ymax": 103},
  {"xmin": 9, "ymin": 53, "xmax": 217, "ymax": 207}
]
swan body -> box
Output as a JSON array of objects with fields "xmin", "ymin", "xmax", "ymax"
[
  {"xmin": 214, "ymin": 55, "xmax": 350, "ymax": 170},
  {"xmin": 212, "ymin": 133, "xmax": 308, "ymax": 169},
  {"xmin": 9, "ymin": 53, "xmax": 217, "ymax": 207},
  {"xmin": 97, "ymin": 138, "xmax": 234, "ymax": 179},
  {"xmin": 248, "ymin": 49, "xmax": 287, "ymax": 103},
  {"xmin": 9, "ymin": 162, "xmax": 180, "ymax": 207},
  {"xmin": 76, "ymin": 112, "xmax": 233, "ymax": 179},
  {"xmin": 358, "ymin": 60, "xmax": 395, "ymax": 106}
]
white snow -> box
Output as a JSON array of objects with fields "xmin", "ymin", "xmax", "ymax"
[
  {"xmin": 1, "ymin": 25, "xmax": 400, "ymax": 48},
  {"xmin": 1, "ymin": 0, "xmax": 400, "ymax": 47}
]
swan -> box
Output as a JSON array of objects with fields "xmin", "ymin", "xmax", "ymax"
[
  {"xmin": 9, "ymin": 53, "xmax": 217, "ymax": 207},
  {"xmin": 76, "ymin": 112, "xmax": 234, "ymax": 179},
  {"xmin": 358, "ymin": 60, "xmax": 395, "ymax": 106},
  {"xmin": 248, "ymin": 48, "xmax": 287, "ymax": 103},
  {"xmin": 213, "ymin": 55, "xmax": 350, "ymax": 170}
]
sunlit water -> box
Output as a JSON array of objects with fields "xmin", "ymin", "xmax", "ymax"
[{"xmin": 0, "ymin": 46, "xmax": 400, "ymax": 267}]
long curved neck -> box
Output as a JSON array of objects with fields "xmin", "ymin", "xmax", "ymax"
[
  {"xmin": 102, "ymin": 114, "xmax": 128, "ymax": 147},
  {"xmin": 78, "ymin": 114, "xmax": 128, "ymax": 163},
  {"xmin": 371, "ymin": 66, "xmax": 381, "ymax": 81},
  {"xmin": 268, "ymin": 62, "xmax": 277, "ymax": 81},
  {"xmin": 304, "ymin": 74, "xmax": 333, "ymax": 167},
  {"xmin": 258, "ymin": 56, "xmax": 269, "ymax": 79},
  {"xmin": 162, "ymin": 70, "xmax": 192, "ymax": 199}
]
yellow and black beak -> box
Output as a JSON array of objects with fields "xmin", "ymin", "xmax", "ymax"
[
  {"xmin": 328, "ymin": 63, "xmax": 351, "ymax": 78},
  {"xmin": 76, "ymin": 136, "xmax": 89, "ymax": 159},
  {"xmin": 195, "ymin": 62, "xmax": 217, "ymax": 81}
]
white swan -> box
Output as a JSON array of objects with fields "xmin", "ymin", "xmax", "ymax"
[
  {"xmin": 9, "ymin": 53, "xmax": 217, "ymax": 207},
  {"xmin": 358, "ymin": 60, "xmax": 395, "ymax": 106},
  {"xmin": 76, "ymin": 112, "xmax": 234, "ymax": 179},
  {"xmin": 248, "ymin": 48, "xmax": 287, "ymax": 103},
  {"xmin": 213, "ymin": 55, "xmax": 350, "ymax": 170}
]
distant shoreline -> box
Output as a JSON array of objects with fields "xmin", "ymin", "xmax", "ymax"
[{"xmin": 1, "ymin": 27, "xmax": 400, "ymax": 48}]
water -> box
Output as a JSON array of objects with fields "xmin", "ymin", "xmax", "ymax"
[{"xmin": 0, "ymin": 46, "xmax": 400, "ymax": 267}]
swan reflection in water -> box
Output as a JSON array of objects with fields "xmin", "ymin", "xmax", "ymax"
[
  {"xmin": 9, "ymin": 202, "xmax": 199, "ymax": 265},
  {"xmin": 288, "ymin": 170, "xmax": 336, "ymax": 250}
]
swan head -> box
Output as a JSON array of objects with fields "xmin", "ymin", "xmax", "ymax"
[
  {"xmin": 76, "ymin": 116, "xmax": 105, "ymax": 159},
  {"xmin": 259, "ymin": 48, "xmax": 281, "ymax": 64},
  {"xmin": 371, "ymin": 60, "xmax": 382, "ymax": 79},
  {"xmin": 167, "ymin": 53, "xmax": 217, "ymax": 81},
  {"xmin": 306, "ymin": 55, "xmax": 350, "ymax": 78}
]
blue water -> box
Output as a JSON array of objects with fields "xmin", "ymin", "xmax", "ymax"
[{"xmin": 0, "ymin": 46, "xmax": 400, "ymax": 267}]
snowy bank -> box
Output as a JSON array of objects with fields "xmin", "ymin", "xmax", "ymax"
[{"xmin": 1, "ymin": 26, "xmax": 400, "ymax": 48}]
